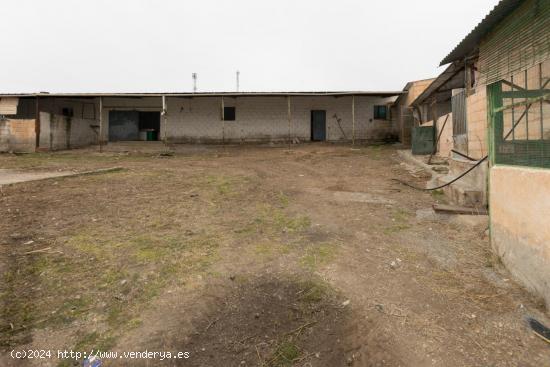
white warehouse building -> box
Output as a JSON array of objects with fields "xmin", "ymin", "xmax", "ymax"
[{"xmin": 0, "ymin": 91, "xmax": 401, "ymax": 152}]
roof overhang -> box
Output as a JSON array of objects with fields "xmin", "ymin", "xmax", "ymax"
[
  {"xmin": 411, "ymin": 61, "xmax": 465, "ymax": 106},
  {"xmin": 0, "ymin": 91, "xmax": 403, "ymax": 98},
  {"xmin": 440, "ymin": 0, "xmax": 524, "ymax": 66}
]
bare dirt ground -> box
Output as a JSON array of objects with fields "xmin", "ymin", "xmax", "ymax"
[{"xmin": 1, "ymin": 143, "xmax": 549, "ymax": 367}]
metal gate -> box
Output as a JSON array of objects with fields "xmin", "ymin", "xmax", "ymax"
[
  {"xmin": 411, "ymin": 126, "xmax": 435, "ymax": 155},
  {"xmin": 451, "ymin": 89, "xmax": 468, "ymax": 154},
  {"xmin": 488, "ymin": 60, "xmax": 550, "ymax": 168}
]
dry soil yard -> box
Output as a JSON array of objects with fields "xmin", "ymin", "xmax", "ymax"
[{"xmin": 1, "ymin": 144, "xmax": 549, "ymax": 366}]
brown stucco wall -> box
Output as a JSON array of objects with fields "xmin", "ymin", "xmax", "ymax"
[
  {"xmin": 394, "ymin": 79, "xmax": 435, "ymax": 146},
  {"xmin": 436, "ymin": 113, "xmax": 453, "ymax": 158},
  {"xmin": 490, "ymin": 166, "xmax": 550, "ymax": 307},
  {"xmin": 0, "ymin": 119, "xmax": 36, "ymax": 152}
]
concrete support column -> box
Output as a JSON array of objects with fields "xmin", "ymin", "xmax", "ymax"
[
  {"xmin": 352, "ymin": 95, "xmax": 356, "ymax": 145},
  {"xmin": 98, "ymin": 97, "xmax": 104, "ymax": 152},
  {"xmin": 287, "ymin": 95, "xmax": 291, "ymax": 148},
  {"xmin": 221, "ymin": 96, "xmax": 225, "ymax": 145},
  {"xmin": 162, "ymin": 95, "xmax": 167, "ymax": 144}
]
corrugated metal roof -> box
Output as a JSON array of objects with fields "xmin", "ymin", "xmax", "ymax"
[
  {"xmin": 0, "ymin": 91, "xmax": 403, "ymax": 98},
  {"xmin": 411, "ymin": 61, "xmax": 465, "ymax": 106},
  {"xmin": 440, "ymin": 0, "xmax": 525, "ymax": 66}
]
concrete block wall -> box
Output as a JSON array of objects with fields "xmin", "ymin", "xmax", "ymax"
[
  {"xmin": 393, "ymin": 79, "xmax": 435, "ymax": 146},
  {"xmin": 99, "ymin": 96, "xmax": 397, "ymax": 144},
  {"xmin": 0, "ymin": 119, "xmax": 36, "ymax": 152},
  {"xmin": 0, "ymin": 119, "xmax": 9, "ymax": 151},
  {"xmin": 39, "ymin": 112, "xmax": 98, "ymax": 150},
  {"xmin": 164, "ymin": 96, "xmax": 397, "ymax": 143},
  {"xmin": 466, "ymin": 87, "xmax": 488, "ymax": 159},
  {"xmin": 38, "ymin": 98, "xmax": 98, "ymax": 121}
]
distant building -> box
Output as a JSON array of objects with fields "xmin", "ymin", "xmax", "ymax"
[
  {"xmin": 0, "ymin": 91, "xmax": 401, "ymax": 152},
  {"xmin": 390, "ymin": 79, "xmax": 435, "ymax": 146}
]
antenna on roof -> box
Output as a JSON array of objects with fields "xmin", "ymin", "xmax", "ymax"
[
  {"xmin": 192, "ymin": 73, "xmax": 197, "ymax": 93},
  {"xmin": 236, "ymin": 70, "xmax": 240, "ymax": 92}
]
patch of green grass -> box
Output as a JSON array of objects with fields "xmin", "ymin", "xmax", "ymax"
[
  {"xmin": 3, "ymin": 227, "xmax": 220, "ymax": 354},
  {"xmin": 0, "ymin": 152, "xmax": 151, "ymax": 170},
  {"xmin": 383, "ymin": 224, "xmax": 410, "ymax": 235},
  {"xmin": 204, "ymin": 174, "xmax": 251, "ymax": 197},
  {"xmin": 58, "ymin": 331, "xmax": 117, "ymax": 367},
  {"xmin": 272, "ymin": 210, "xmax": 311, "ymax": 233},
  {"xmin": 431, "ymin": 189, "xmax": 445, "ymax": 201},
  {"xmin": 236, "ymin": 206, "xmax": 311, "ymax": 237},
  {"xmin": 270, "ymin": 340, "xmax": 301, "ymax": 367},
  {"xmin": 277, "ymin": 191, "xmax": 290, "ymax": 208},
  {"xmin": 392, "ymin": 208, "xmax": 410, "ymax": 222},
  {"xmin": 253, "ymin": 242, "xmax": 291, "ymax": 261},
  {"xmin": 300, "ymin": 243, "xmax": 337, "ymax": 271},
  {"xmin": 298, "ymin": 280, "xmax": 327, "ymax": 304}
]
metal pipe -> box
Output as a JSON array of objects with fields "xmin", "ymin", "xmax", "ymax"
[
  {"xmin": 34, "ymin": 96, "xmax": 40, "ymax": 150},
  {"xmin": 287, "ymin": 96, "xmax": 291, "ymax": 148},
  {"xmin": 352, "ymin": 95, "xmax": 355, "ymax": 145},
  {"xmin": 162, "ymin": 95, "xmax": 167, "ymax": 144},
  {"xmin": 221, "ymin": 96, "xmax": 225, "ymax": 145}
]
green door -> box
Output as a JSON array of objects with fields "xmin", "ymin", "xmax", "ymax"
[{"xmin": 411, "ymin": 126, "xmax": 435, "ymax": 155}]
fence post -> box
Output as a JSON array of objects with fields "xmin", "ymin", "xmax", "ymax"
[
  {"xmin": 221, "ymin": 96, "xmax": 225, "ymax": 147},
  {"xmin": 287, "ymin": 95, "xmax": 291, "ymax": 149},
  {"xmin": 352, "ymin": 95, "xmax": 355, "ymax": 145},
  {"xmin": 98, "ymin": 97, "xmax": 103, "ymax": 152},
  {"xmin": 162, "ymin": 95, "xmax": 167, "ymax": 145}
]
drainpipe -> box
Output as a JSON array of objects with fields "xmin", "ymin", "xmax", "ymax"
[
  {"xmin": 287, "ymin": 95, "xmax": 291, "ymax": 148},
  {"xmin": 162, "ymin": 95, "xmax": 167, "ymax": 145},
  {"xmin": 34, "ymin": 96, "xmax": 40, "ymax": 151},
  {"xmin": 221, "ymin": 96, "xmax": 225, "ymax": 146},
  {"xmin": 352, "ymin": 95, "xmax": 356, "ymax": 145}
]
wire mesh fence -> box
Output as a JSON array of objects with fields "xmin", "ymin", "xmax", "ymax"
[{"xmin": 490, "ymin": 59, "xmax": 550, "ymax": 168}]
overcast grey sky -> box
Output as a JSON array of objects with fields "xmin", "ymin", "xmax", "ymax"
[{"xmin": 1, "ymin": 0, "xmax": 498, "ymax": 93}]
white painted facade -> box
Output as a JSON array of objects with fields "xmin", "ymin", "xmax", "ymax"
[
  {"xmin": 0, "ymin": 93, "xmax": 400, "ymax": 152},
  {"xmin": 99, "ymin": 95, "xmax": 397, "ymax": 143}
]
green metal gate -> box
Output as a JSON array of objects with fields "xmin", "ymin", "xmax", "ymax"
[
  {"xmin": 488, "ymin": 60, "xmax": 550, "ymax": 168},
  {"xmin": 411, "ymin": 126, "xmax": 435, "ymax": 155}
]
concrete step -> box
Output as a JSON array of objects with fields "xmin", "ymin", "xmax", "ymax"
[
  {"xmin": 432, "ymin": 165, "xmax": 449, "ymax": 174},
  {"xmin": 447, "ymin": 156, "xmax": 488, "ymax": 189},
  {"xmin": 437, "ymin": 174, "xmax": 485, "ymax": 207}
]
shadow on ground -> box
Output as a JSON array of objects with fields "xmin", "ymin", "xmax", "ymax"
[{"xmin": 119, "ymin": 275, "xmax": 404, "ymax": 367}]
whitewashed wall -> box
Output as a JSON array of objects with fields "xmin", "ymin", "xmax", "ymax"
[{"xmin": 161, "ymin": 95, "xmax": 396, "ymax": 143}]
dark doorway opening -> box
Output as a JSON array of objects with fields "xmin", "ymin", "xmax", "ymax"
[
  {"xmin": 311, "ymin": 110, "xmax": 326, "ymax": 141},
  {"xmin": 108, "ymin": 111, "xmax": 161, "ymax": 141}
]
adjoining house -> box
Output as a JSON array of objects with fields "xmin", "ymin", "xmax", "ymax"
[
  {"xmin": 408, "ymin": 58, "xmax": 489, "ymax": 206},
  {"xmin": 0, "ymin": 91, "xmax": 401, "ymax": 152},
  {"xmin": 390, "ymin": 79, "xmax": 435, "ymax": 146},
  {"xmin": 430, "ymin": 0, "xmax": 550, "ymax": 306}
]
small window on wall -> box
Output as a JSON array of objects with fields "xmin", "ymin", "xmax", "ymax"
[
  {"xmin": 373, "ymin": 105, "xmax": 387, "ymax": 120},
  {"xmin": 61, "ymin": 107, "xmax": 74, "ymax": 117},
  {"xmin": 223, "ymin": 106, "xmax": 236, "ymax": 121}
]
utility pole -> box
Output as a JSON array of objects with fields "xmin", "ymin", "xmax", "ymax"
[
  {"xmin": 192, "ymin": 73, "xmax": 197, "ymax": 93},
  {"xmin": 236, "ymin": 70, "xmax": 240, "ymax": 92}
]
